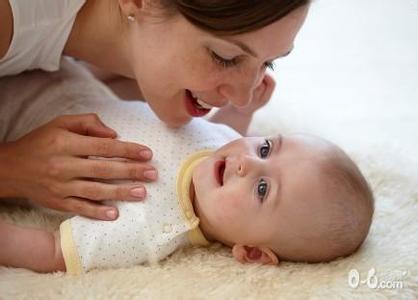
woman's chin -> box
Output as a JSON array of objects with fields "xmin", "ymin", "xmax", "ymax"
[{"xmin": 163, "ymin": 116, "xmax": 192, "ymax": 128}]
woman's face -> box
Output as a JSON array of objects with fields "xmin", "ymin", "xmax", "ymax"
[{"xmin": 126, "ymin": 5, "xmax": 309, "ymax": 127}]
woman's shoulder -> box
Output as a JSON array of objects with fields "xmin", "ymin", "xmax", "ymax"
[
  {"xmin": 0, "ymin": 0, "xmax": 86, "ymax": 76},
  {"xmin": 0, "ymin": 0, "xmax": 13, "ymax": 59}
]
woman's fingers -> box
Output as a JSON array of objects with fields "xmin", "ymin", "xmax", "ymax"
[
  {"xmin": 68, "ymin": 134, "xmax": 153, "ymax": 161},
  {"xmin": 253, "ymin": 73, "xmax": 275, "ymax": 107},
  {"xmin": 55, "ymin": 113, "xmax": 117, "ymax": 138},
  {"xmin": 5, "ymin": 113, "xmax": 157, "ymax": 221},
  {"xmin": 54, "ymin": 113, "xmax": 154, "ymax": 160},
  {"xmin": 260, "ymin": 73, "xmax": 276, "ymax": 102},
  {"xmin": 60, "ymin": 197, "xmax": 119, "ymax": 221},
  {"xmin": 68, "ymin": 158, "xmax": 157, "ymax": 181},
  {"xmin": 64, "ymin": 180, "xmax": 147, "ymax": 202}
]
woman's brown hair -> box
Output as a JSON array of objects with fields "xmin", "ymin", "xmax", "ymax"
[{"xmin": 158, "ymin": 0, "xmax": 310, "ymax": 35}]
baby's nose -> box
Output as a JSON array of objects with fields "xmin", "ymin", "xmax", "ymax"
[{"xmin": 235, "ymin": 155, "xmax": 255, "ymax": 177}]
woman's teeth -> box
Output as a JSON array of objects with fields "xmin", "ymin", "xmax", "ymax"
[
  {"xmin": 196, "ymin": 99, "xmax": 213, "ymax": 109},
  {"xmin": 191, "ymin": 92, "xmax": 214, "ymax": 109}
]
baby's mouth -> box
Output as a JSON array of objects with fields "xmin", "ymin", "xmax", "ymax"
[{"xmin": 215, "ymin": 159, "xmax": 226, "ymax": 186}]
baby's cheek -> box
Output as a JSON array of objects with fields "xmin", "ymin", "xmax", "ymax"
[{"xmin": 215, "ymin": 193, "xmax": 242, "ymax": 225}]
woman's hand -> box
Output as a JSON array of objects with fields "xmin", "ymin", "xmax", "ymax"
[
  {"xmin": 0, "ymin": 114, "xmax": 157, "ymax": 220},
  {"xmin": 233, "ymin": 73, "xmax": 276, "ymax": 116},
  {"xmin": 209, "ymin": 73, "xmax": 276, "ymax": 135}
]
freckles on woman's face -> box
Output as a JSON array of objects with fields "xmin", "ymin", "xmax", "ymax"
[
  {"xmin": 127, "ymin": 5, "xmax": 309, "ymax": 127},
  {"xmin": 127, "ymin": 13, "xmax": 225, "ymax": 127}
]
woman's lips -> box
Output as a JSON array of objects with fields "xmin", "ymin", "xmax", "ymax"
[
  {"xmin": 214, "ymin": 159, "xmax": 226, "ymax": 186},
  {"xmin": 185, "ymin": 90, "xmax": 211, "ymax": 117}
]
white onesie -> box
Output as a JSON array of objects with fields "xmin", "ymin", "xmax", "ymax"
[{"xmin": 0, "ymin": 59, "xmax": 241, "ymax": 274}]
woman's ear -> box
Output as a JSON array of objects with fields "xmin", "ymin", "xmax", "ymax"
[
  {"xmin": 118, "ymin": 0, "xmax": 143, "ymax": 18},
  {"xmin": 232, "ymin": 245, "xmax": 279, "ymax": 265}
]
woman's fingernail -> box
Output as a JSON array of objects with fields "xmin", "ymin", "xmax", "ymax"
[
  {"xmin": 139, "ymin": 150, "xmax": 152, "ymax": 159},
  {"xmin": 106, "ymin": 209, "xmax": 117, "ymax": 220},
  {"xmin": 109, "ymin": 130, "xmax": 117, "ymax": 137},
  {"xmin": 130, "ymin": 187, "xmax": 145, "ymax": 198},
  {"xmin": 104, "ymin": 127, "xmax": 117, "ymax": 137},
  {"xmin": 144, "ymin": 169, "xmax": 157, "ymax": 180}
]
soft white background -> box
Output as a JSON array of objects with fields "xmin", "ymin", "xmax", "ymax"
[
  {"xmin": 255, "ymin": 0, "xmax": 418, "ymax": 153},
  {"xmin": 1, "ymin": 0, "xmax": 417, "ymax": 298}
]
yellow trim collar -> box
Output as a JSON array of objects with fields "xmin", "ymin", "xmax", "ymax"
[{"xmin": 176, "ymin": 150, "xmax": 212, "ymax": 246}]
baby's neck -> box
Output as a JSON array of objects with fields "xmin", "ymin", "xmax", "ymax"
[{"xmin": 189, "ymin": 180, "xmax": 217, "ymax": 243}]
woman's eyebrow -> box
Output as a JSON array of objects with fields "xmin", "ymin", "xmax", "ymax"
[
  {"xmin": 212, "ymin": 37, "xmax": 295, "ymax": 61},
  {"xmin": 215, "ymin": 37, "xmax": 295, "ymax": 61}
]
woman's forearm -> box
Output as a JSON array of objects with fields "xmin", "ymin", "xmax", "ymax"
[
  {"xmin": 0, "ymin": 142, "xmax": 20, "ymax": 198},
  {"xmin": 0, "ymin": 221, "xmax": 65, "ymax": 273}
]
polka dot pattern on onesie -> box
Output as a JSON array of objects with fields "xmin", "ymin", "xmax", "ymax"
[{"xmin": 55, "ymin": 72, "xmax": 241, "ymax": 272}]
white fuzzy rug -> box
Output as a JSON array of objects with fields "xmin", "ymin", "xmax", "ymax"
[{"xmin": 1, "ymin": 0, "xmax": 417, "ymax": 298}]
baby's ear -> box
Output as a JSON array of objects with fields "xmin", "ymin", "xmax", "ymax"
[{"xmin": 232, "ymin": 245, "xmax": 279, "ymax": 265}]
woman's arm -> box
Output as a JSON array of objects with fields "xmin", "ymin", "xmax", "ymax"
[
  {"xmin": 0, "ymin": 0, "xmax": 13, "ymax": 59},
  {"xmin": 0, "ymin": 143, "xmax": 17, "ymax": 198},
  {"xmin": 0, "ymin": 221, "xmax": 65, "ymax": 273}
]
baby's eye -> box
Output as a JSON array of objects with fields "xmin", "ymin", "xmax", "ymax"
[
  {"xmin": 258, "ymin": 139, "xmax": 271, "ymax": 158},
  {"xmin": 257, "ymin": 179, "xmax": 269, "ymax": 202}
]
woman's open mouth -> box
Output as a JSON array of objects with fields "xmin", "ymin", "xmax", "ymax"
[
  {"xmin": 214, "ymin": 159, "xmax": 226, "ymax": 186},
  {"xmin": 185, "ymin": 90, "xmax": 212, "ymax": 117}
]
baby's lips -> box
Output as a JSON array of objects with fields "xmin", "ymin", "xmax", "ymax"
[{"xmin": 214, "ymin": 158, "xmax": 226, "ymax": 186}]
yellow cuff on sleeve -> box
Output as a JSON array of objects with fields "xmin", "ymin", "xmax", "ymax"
[{"xmin": 60, "ymin": 220, "xmax": 83, "ymax": 275}]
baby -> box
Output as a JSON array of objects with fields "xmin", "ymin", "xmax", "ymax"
[{"xmin": 0, "ymin": 60, "xmax": 374, "ymax": 274}]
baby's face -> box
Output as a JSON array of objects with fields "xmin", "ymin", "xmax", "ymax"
[{"xmin": 192, "ymin": 134, "xmax": 333, "ymax": 250}]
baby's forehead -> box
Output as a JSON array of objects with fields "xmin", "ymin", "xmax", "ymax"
[{"xmin": 286, "ymin": 133, "xmax": 334, "ymax": 149}]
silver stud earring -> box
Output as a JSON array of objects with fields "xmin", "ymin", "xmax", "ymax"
[{"xmin": 127, "ymin": 14, "xmax": 135, "ymax": 22}]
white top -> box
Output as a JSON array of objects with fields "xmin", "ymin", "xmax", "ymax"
[
  {"xmin": 0, "ymin": 59, "xmax": 241, "ymax": 274},
  {"xmin": 0, "ymin": 0, "xmax": 85, "ymax": 76}
]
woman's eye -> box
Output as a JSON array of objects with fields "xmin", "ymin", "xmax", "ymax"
[
  {"xmin": 257, "ymin": 179, "xmax": 269, "ymax": 202},
  {"xmin": 210, "ymin": 51, "xmax": 239, "ymax": 68},
  {"xmin": 259, "ymin": 139, "xmax": 271, "ymax": 158}
]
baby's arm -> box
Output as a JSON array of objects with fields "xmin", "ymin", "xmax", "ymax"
[
  {"xmin": 0, "ymin": 221, "xmax": 65, "ymax": 273},
  {"xmin": 209, "ymin": 74, "xmax": 275, "ymax": 135}
]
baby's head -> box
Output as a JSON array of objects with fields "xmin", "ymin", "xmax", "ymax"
[{"xmin": 192, "ymin": 134, "xmax": 374, "ymax": 265}]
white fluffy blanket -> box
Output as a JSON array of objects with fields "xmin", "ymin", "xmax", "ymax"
[{"xmin": 1, "ymin": 0, "xmax": 417, "ymax": 298}]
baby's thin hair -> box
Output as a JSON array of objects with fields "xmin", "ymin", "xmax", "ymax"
[
  {"xmin": 273, "ymin": 142, "xmax": 375, "ymax": 263},
  {"xmin": 317, "ymin": 146, "xmax": 374, "ymax": 261}
]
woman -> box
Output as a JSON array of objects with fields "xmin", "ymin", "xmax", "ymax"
[{"xmin": 0, "ymin": 0, "xmax": 309, "ymax": 220}]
